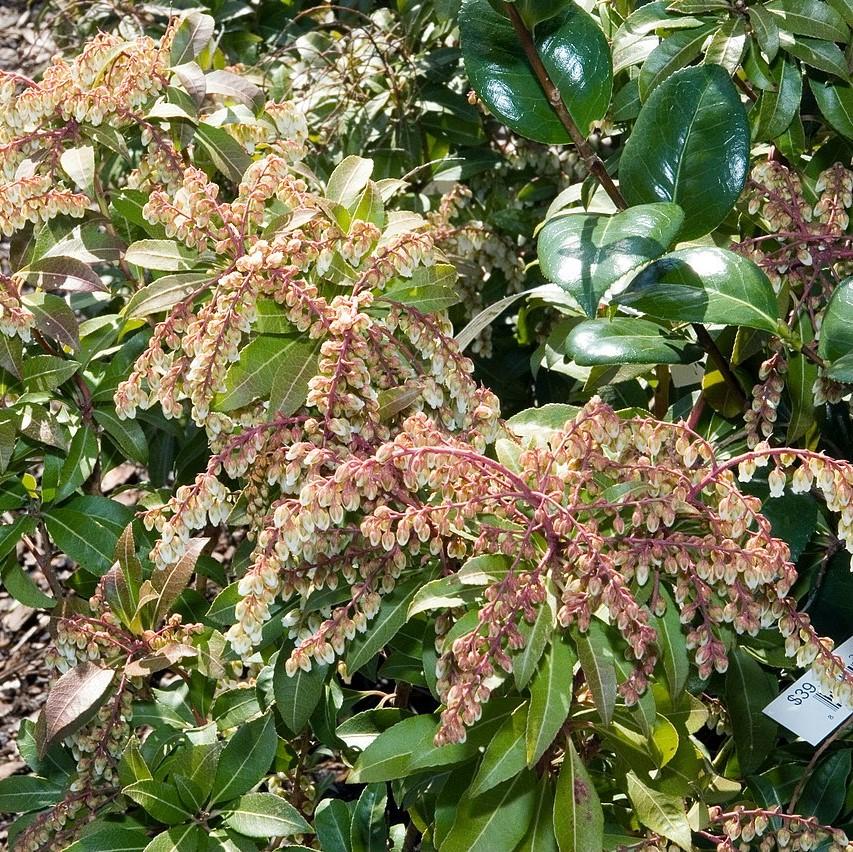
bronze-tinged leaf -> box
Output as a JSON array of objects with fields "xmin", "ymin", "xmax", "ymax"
[
  {"xmin": 36, "ymin": 663, "xmax": 115, "ymax": 757},
  {"xmin": 115, "ymin": 523, "xmax": 142, "ymax": 587},
  {"xmin": 124, "ymin": 642, "xmax": 197, "ymax": 678},
  {"xmin": 150, "ymin": 538, "xmax": 208, "ymax": 624}
]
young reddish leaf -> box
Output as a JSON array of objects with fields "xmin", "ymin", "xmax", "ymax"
[
  {"xmin": 36, "ymin": 663, "xmax": 115, "ymax": 757},
  {"xmin": 150, "ymin": 537, "xmax": 208, "ymax": 624}
]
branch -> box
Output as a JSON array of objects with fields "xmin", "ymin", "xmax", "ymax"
[
  {"xmin": 693, "ymin": 324, "xmax": 747, "ymax": 408},
  {"xmin": 503, "ymin": 3, "xmax": 627, "ymax": 211}
]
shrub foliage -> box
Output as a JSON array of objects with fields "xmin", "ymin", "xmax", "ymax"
[{"xmin": 5, "ymin": 2, "xmax": 853, "ymax": 851}]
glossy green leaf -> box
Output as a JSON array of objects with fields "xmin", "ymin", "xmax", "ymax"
[
  {"xmin": 620, "ymin": 65, "xmax": 750, "ymax": 240},
  {"xmin": 209, "ymin": 711, "xmax": 278, "ymax": 805},
  {"xmin": 142, "ymin": 824, "xmax": 205, "ymax": 852},
  {"xmin": 57, "ymin": 426, "xmax": 98, "ymax": 501},
  {"xmin": 754, "ymin": 56, "xmax": 802, "ymax": 141},
  {"xmin": 654, "ymin": 588, "xmax": 689, "ymax": 698},
  {"xmin": 124, "ymin": 273, "xmax": 209, "ymax": 318},
  {"xmin": 350, "ymin": 783, "xmax": 387, "ymax": 852},
  {"xmin": 725, "ymin": 648, "xmax": 778, "ymax": 774},
  {"xmin": 194, "ymin": 123, "xmax": 250, "ymax": 182},
  {"xmin": 575, "ymin": 626, "xmax": 617, "ymax": 726},
  {"xmin": 812, "ymin": 79, "xmax": 853, "ymax": 139},
  {"xmin": 613, "ymin": 2, "xmax": 708, "ymax": 76},
  {"xmin": 626, "ymin": 773, "xmax": 692, "ymax": 850},
  {"xmin": 225, "ymin": 792, "xmax": 313, "ymax": 838},
  {"xmin": 268, "ymin": 337, "xmax": 322, "ymax": 417},
  {"xmin": 750, "ymin": 6, "xmax": 781, "ymax": 61},
  {"xmin": 442, "ymin": 770, "xmax": 538, "ymax": 852},
  {"xmin": 518, "ymin": 779, "xmax": 558, "ymax": 852},
  {"xmin": 797, "ymin": 749, "xmax": 851, "ymax": 824},
  {"xmin": 617, "ymin": 247, "xmax": 781, "ymax": 332},
  {"xmin": 553, "ymin": 740, "xmax": 603, "ymax": 852},
  {"xmin": 21, "ymin": 355, "xmax": 79, "ymax": 391},
  {"xmin": 704, "ymin": 18, "xmax": 748, "ymax": 73},
  {"xmin": 273, "ymin": 652, "xmax": 329, "ymax": 734},
  {"xmin": 345, "ymin": 576, "xmax": 421, "ymax": 673},
  {"xmin": 315, "ymin": 798, "xmax": 354, "ymax": 852},
  {"xmin": 0, "ymin": 776, "xmax": 63, "ymax": 813},
  {"xmin": 782, "ymin": 33, "xmax": 850, "ymax": 80},
  {"xmin": 460, "ymin": 0, "xmax": 612, "ymax": 144},
  {"xmin": 95, "ymin": 408, "xmax": 148, "ymax": 465},
  {"xmin": 64, "ymin": 826, "xmax": 150, "ymax": 851},
  {"xmin": 170, "ymin": 11, "xmax": 215, "ymax": 66},
  {"xmin": 327, "ymin": 156, "xmax": 374, "ymax": 208},
  {"xmin": 215, "ymin": 335, "xmax": 301, "ymax": 412},
  {"xmin": 526, "ymin": 636, "xmax": 576, "ymax": 765},
  {"xmin": 638, "ymin": 24, "xmax": 718, "ymax": 100},
  {"xmin": 471, "ymin": 704, "xmax": 529, "ymax": 796},
  {"xmin": 565, "ymin": 318, "xmax": 702, "ymax": 366},
  {"xmin": 513, "ymin": 583, "xmax": 558, "ymax": 689},
  {"xmin": 766, "ymin": 0, "xmax": 849, "ymax": 42},
  {"xmin": 348, "ymin": 714, "xmax": 436, "ymax": 783},
  {"xmin": 818, "ymin": 277, "xmax": 853, "ymax": 362},
  {"xmin": 123, "ymin": 781, "xmax": 192, "ymax": 825},
  {"xmin": 538, "ymin": 203, "xmax": 683, "ymax": 317}
]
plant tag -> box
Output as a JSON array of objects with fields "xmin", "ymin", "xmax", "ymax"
[{"xmin": 763, "ymin": 635, "xmax": 853, "ymax": 746}]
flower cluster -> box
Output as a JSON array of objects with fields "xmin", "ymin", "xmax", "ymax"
[
  {"xmin": 709, "ymin": 806, "xmax": 852, "ymax": 851},
  {"xmin": 0, "ymin": 273, "xmax": 34, "ymax": 340},
  {"xmin": 217, "ymin": 391, "xmax": 853, "ymax": 746}
]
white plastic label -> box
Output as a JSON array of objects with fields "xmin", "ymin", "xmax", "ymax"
[{"xmin": 763, "ymin": 635, "xmax": 853, "ymax": 746}]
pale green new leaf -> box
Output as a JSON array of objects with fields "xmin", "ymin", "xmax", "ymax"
[
  {"xmin": 626, "ymin": 773, "xmax": 692, "ymax": 850},
  {"xmin": 225, "ymin": 792, "xmax": 313, "ymax": 838}
]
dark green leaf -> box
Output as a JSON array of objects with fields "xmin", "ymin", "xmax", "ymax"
[
  {"xmin": 0, "ymin": 776, "xmax": 63, "ymax": 813},
  {"xmin": 750, "ymin": 6, "xmax": 781, "ymax": 61},
  {"xmin": 818, "ymin": 277, "xmax": 853, "ymax": 362},
  {"xmin": 225, "ymin": 792, "xmax": 313, "ymax": 838},
  {"xmin": 639, "ymin": 24, "xmax": 718, "ymax": 100},
  {"xmin": 797, "ymin": 749, "xmax": 851, "ymax": 824},
  {"xmin": 564, "ymin": 318, "xmax": 702, "ymax": 366},
  {"xmin": 209, "ymin": 711, "xmax": 278, "ymax": 805},
  {"xmin": 315, "ymin": 798, "xmax": 354, "ymax": 852},
  {"xmin": 350, "ymin": 783, "xmax": 387, "ymax": 852},
  {"xmin": 471, "ymin": 704, "xmax": 529, "ymax": 796},
  {"xmin": 348, "ymin": 715, "xmax": 436, "ymax": 783},
  {"xmin": 273, "ymin": 652, "xmax": 329, "ymax": 734},
  {"xmin": 725, "ymin": 648, "xmax": 778, "ymax": 774},
  {"xmin": 442, "ymin": 770, "xmax": 538, "ymax": 852},
  {"xmin": 654, "ymin": 588, "xmax": 689, "ymax": 698},
  {"xmin": 754, "ymin": 56, "xmax": 802, "ymax": 141},
  {"xmin": 460, "ymin": 0, "xmax": 612, "ymax": 143},
  {"xmin": 617, "ymin": 247, "xmax": 782, "ymax": 332},
  {"xmin": 766, "ymin": 0, "xmax": 849, "ymax": 42},
  {"xmin": 553, "ymin": 740, "xmax": 603, "ymax": 852},
  {"xmin": 195, "ymin": 124, "xmax": 250, "ymax": 182},
  {"xmin": 538, "ymin": 203, "xmax": 683, "ymax": 317},
  {"xmin": 812, "ymin": 80, "xmax": 853, "ymax": 139},
  {"xmin": 22, "ymin": 355, "xmax": 79, "ymax": 392},
  {"xmin": 782, "ymin": 34, "xmax": 850, "ymax": 80},
  {"xmin": 620, "ymin": 65, "xmax": 750, "ymax": 240},
  {"xmin": 123, "ymin": 780, "xmax": 192, "ymax": 824},
  {"xmin": 526, "ymin": 635, "xmax": 576, "ymax": 765},
  {"xmin": 575, "ymin": 625, "xmax": 617, "ymax": 725}
]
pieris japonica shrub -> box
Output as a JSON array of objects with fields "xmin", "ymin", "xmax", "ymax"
[{"xmin": 6, "ymin": 2, "xmax": 853, "ymax": 851}]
